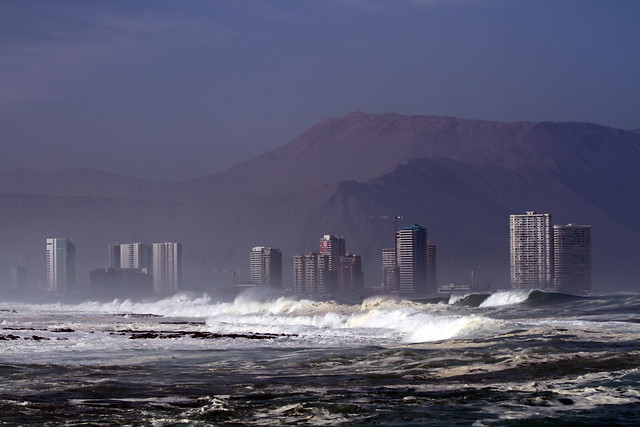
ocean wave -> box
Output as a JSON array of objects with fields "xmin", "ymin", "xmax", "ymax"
[
  {"xmin": 2, "ymin": 289, "xmax": 617, "ymax": 346},
  {"xmin": 200, "ymin": 292, "xmax": 496, "ymax": 344},
  {"xmin": 479, "ymin": 289, "xmax": 534, "ymax": 307},
  {"xmin": 449, "ymin": 289, "xmax": 591, "ymax": 309},
  {"xmin": 449, "ymin": 293, "xmax": 491, "ymax": 307},
  {"xmin": 524, "ymin": 290, "xmax": 587, "ymax": 306}
]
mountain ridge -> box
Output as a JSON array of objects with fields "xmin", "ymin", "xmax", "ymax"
[
  {"xmin": 179, "ymin": 113, "xmax": 640, "ymax": 197},
  {"xmin": 1, "ymin": 112, "xmax": 638, "ymax": 293}
]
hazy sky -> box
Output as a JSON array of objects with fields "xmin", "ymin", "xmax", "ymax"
[{"xmin": 1, "ymin": 1, "xmax": 639, "ymax": 181}]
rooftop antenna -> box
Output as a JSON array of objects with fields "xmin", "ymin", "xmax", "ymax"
[{"xmin": 393, "ymin": 215, "xmax": 404, "ymax": 232}]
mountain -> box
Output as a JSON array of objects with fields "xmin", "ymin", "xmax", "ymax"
[
  {"xmin": 182, "ymin": 113, "xmax": 639, "ymax": 198},
  {"xmin": 1, "ymin": 113, "xmax": 638, "ymax": 294},
  {"xmin": 182, "ymin": 113, "xmax": 535, "ymax": 196}
]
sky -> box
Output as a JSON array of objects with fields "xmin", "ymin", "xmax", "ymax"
[{"xmin": 1, "ymin": 0, "xmax": 639, "ymax": 181}]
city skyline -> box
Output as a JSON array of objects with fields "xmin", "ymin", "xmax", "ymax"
[
  {"xmin": 0, "ymin": 211, "xmax": 595, "ymax": 299},
  {"xmin": 0, "ymin": 1, "xmax": 637, "ymax": 295}
]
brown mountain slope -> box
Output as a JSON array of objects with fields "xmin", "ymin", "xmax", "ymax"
[
  {"xmin": 183, "ymin": 113, "xmax": 532, "ymax": 195},
  {"xmin": 182, "ymin": 113, "xmax": 640, "ymax": 200}
]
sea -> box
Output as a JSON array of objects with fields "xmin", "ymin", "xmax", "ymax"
[{"xmin": 1, "ymin": 288, "xmax": 639, "ymax": 426}]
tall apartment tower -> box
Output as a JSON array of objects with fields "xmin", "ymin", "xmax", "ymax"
[
  {"xmin": 319, "ymin": 234, "xmax": 345, "ymax": 292},
  {"xmin": 381, "ymin": 248, "xmax": 399, "ymax": 291},
  {"xmin": 319, "ymin": 235, "xmax": 346, "ymax": 271},
  {"xmin": 293, "ymin": 252, "xmax": 329, "ymax": 294},
  {"xmin": 396, "ymin": 224, "xmax": 428, "ymax": 295},
  {"xmin": 427, "ymin": 241, "xmax": 437, "ymax": 291},
  {"xmin": 120, "ymin": 243, "xmax": 151, "ymax": 271},
  {"xmin": 509, "ymin": 211, "xmax": 553, "ymax": 289},
  {"xmin": 553, "ymin": 224, "xmax": 591, "ymax": 295},
  {"xmin": 108, "ymin": 244, "xmax": 121, "ymax": 269},
  {"xmin": 338, "ymin": 253, "xmax": 364, "ymax": 292},
  {"xmin": 45, "ymin": 238, "xmax": 75, "ymax": 293},
  {"xmin": 152, "ymin": 242, "xmax": 182, "ymax": 296},
  {"xmin": 250, "ymin": 246, "xmax": 283, "ymax": 288}
]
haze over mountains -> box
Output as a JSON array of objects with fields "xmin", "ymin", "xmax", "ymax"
[{"xmin": 1, "ymin": 112, "xmax": 639, "ymax": 294}]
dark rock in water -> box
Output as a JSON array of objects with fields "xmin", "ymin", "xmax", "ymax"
[
  {"xmin": 558, "ymin": 398, "xmax": 574, "ymax": 405},
  {"xmin": 0, "ymin": 334, "xmax": 21, "ymax": 340},
  {"xmin": 51, "ymin": 328, "xmax": 75, "ymax": 333},
  {"xmin": 110, "ymin": 329, "xmax": 296, "ymax": 340},
  {"xmin": 129, "ymin": 332, "xmax": 160, "ymax": 339},
  {"xmin": 28, "ymin": 335, "xmax": 50, "ymax": 341},
  {"xmin": 116, "ymin": 313, "xmax": 163, "ymax": 318}
]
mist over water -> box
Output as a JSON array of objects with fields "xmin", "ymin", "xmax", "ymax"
[{"xmin": 1, "ymin": 289, "xmax": 639, "ymax": 425}]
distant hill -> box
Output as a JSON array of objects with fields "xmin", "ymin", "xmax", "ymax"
[
  {"xmin": 1, "ymin": 113, "xmax": 638, "ymax": 294},
  {"xmin": 182, "ymin": 113, "xmax": 536, "ymax": 196}
]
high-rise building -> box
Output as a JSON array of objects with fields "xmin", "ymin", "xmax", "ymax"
[
  {"xmin": 319, "ymin": 234, "xmax": 345, "ymax": 292},
  {"xmin": 319, "ymin": 235, "xmax": 345, "ymax": 271},
  {"xmin": 509, "ymin": 211, "xmax": 553, "ymax": 289},
  {"xmin": 250, "ymin": 246, "xmax": 283, "ymax": 288},
  {"xmin": 427, "ymin": 241, "xmax": 437, "ymax": 291},
  {"xmin": 152, "ymin": 242, "xmax": 182, "ymax": 296},
  {"xmin": 250, "ymin": 247, "xmax": 264, "ymax": 285},
  {"xmin": 381, "ymin": 248, "xmax": 398, "ymax": 291},
  {"xmin": 293, "ymin": 252, "xmax": 329, "ymax": 294},
  {"xmin": 120, "ymin": 243, "xmax": 151, "ymax": 271},
  {"xmin": 396, "ymin": 224, "xmax": 429, "ymax": 295},
  {"xmin": 338, "ymin": 252, "xmax": 364, "ymax": 292},
  {"xmin": 293, "ymin": 254, "xmax": 305, "ymax": 294},
  {"xmin": 45, "ymin": 238, "xmax": 75, "ymax": 293},
  {"xmin": 553, "ymin": 224, "xmax": 591, "ymax": 295},
  {"xmin": 108, "ymin": 244, "xmax": 121, "ymax": 269}
]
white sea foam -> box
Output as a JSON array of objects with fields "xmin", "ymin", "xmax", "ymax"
[
  {"xmin": 0, "ymin": 291, "xmax": 500, "ymax": 346},
  {"xmin": 197, "ymin": 293, "xmax": 497, "ymax": 344}
]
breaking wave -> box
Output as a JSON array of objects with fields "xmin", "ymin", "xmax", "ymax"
[
  {"xmin": 448, "ymin": 289, "xmax": 587, "ymax": 308},
  {"xmin": 0, "ymin": 291, "xmax": 499, "ymax": 344},
  {"xmin": 479, "ymin": 289, "xmax": 534, "ymax": 307},
  {"xmin": 1, "ymin": 288, "xmax": 602, "ymax": 345}
]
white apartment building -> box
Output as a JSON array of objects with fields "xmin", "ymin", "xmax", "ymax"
[
  {"xmin": 396, "ymin": 224, "xmax": 428, "ymax": 295},
  {"xmin": 45, "ymin": 238, "xmax": 75, "ymax": 293},
  {"xmin": 152, "ymin": 242, "xmax": 182, "ymax": 296},
  {"xmin": 509, "ymin": 211, "xmax": 553, "ymax": 289},
  {"xmin": 250, "ymin": 246, "xmax": 282, "ymax": 288},
  {"xmin": 120, "ymin": 242, "xmax": 151, "ymax": 271}
]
